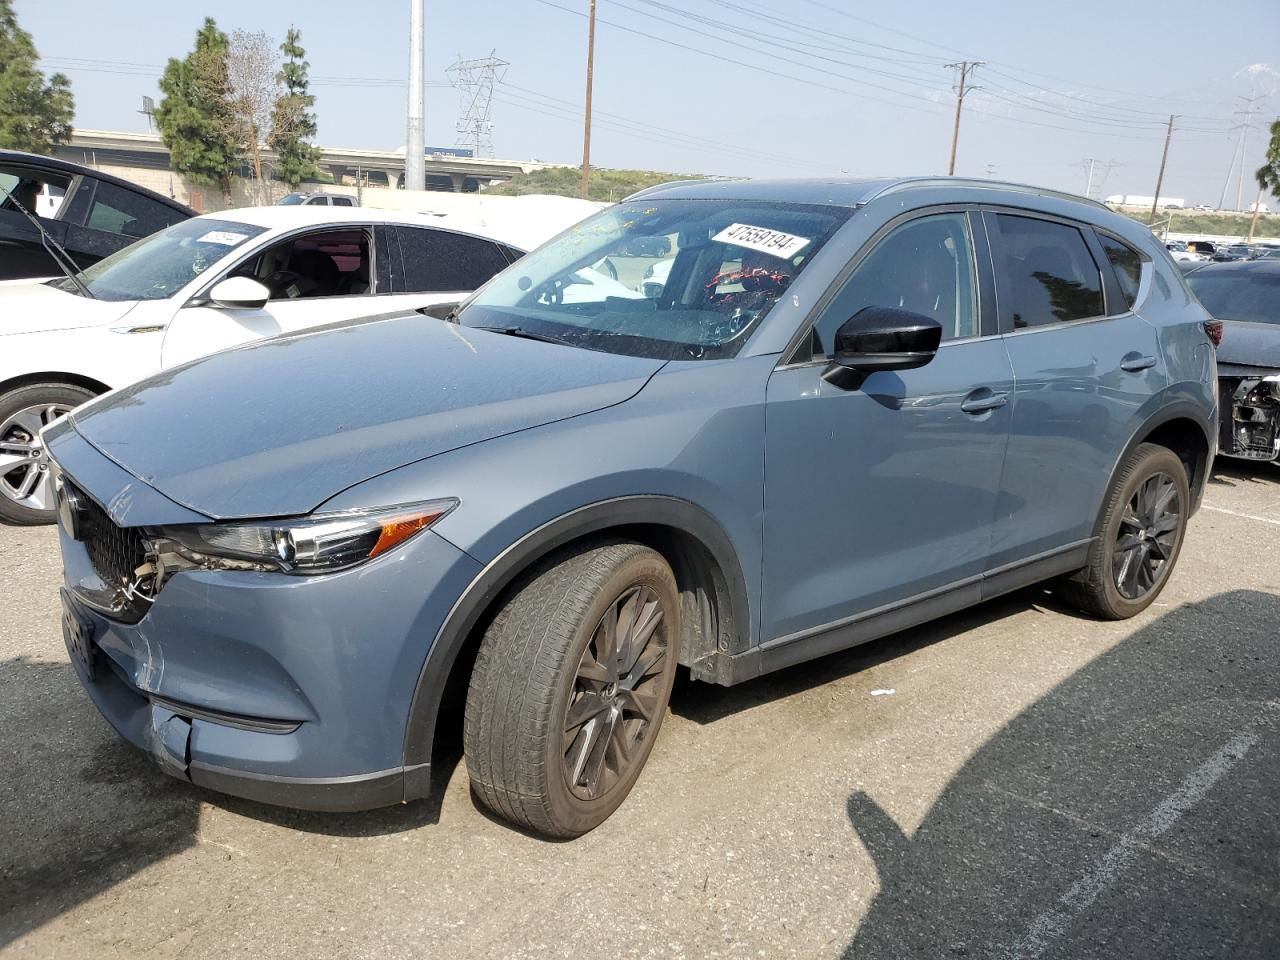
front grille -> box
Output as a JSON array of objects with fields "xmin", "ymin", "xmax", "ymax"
[{"xmin": 69, "ymin": 482, "xmax": 149, "ymax": 620}]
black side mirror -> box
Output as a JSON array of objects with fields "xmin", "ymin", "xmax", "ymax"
[{"xmin": 822, "ymin": 306, "xmax": 942, "ymax": 390}]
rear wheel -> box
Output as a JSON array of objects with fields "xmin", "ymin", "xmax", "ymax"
[
  {"xmin": 464, "ymin": 540, "xmax": 680, "ymax": 838},
  {"xmin": 1057, "ymin": 442, "xmax": 1189, "ymax": 619},
  {"xmin": 0, "ymin": 382, "xmax": 96, "ymax": 526}
]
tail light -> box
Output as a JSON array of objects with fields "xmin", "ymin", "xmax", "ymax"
[{"xmin": 1203, "ymin": 319, "xmax": 1223, "ymax": 347}]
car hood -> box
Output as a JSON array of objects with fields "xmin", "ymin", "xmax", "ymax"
[
  {"xmin": 69, "ymin": 314, "xmax": 666, "ymax": 520},
  {"xmin": 0, "ymin": 280, "xmax": 138, "ymax": 335},
  {"xmin": 1216, "ymin": 320, "xmax": 1280, "ymax": 371}
]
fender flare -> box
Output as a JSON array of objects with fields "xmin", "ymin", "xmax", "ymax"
[
  {"xmin": 401, "ymin": 495, "xmax": 753, "ymax": 781},
  {"xmin": 1098, "ymin": 398, "xmax": 1215, "ymax": 530}
]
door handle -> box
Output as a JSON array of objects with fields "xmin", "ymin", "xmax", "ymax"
[
  {"xmin": 1120, "ymin": 355, "xmax": 1157, "ymax": 372},
  {"xmin": 960, "ymin": 391, "xmax": 1009, "ymax": 414}
]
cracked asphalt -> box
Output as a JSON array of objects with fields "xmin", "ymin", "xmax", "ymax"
[{"xmin": 1, "ymin": 460, "xmax": 1277, "ymax": 959}]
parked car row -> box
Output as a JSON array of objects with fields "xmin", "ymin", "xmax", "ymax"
[
  {"xmin": 31, "ymin": 175, "xmax": 1225, "ymax": 838},
  {"xmin": 1168, "ymin": 238, "xmax": 1280, "ymax": 263},
  {"xmin": 0, "ymin": 205, "xmax": 542, "ymax": 524}
]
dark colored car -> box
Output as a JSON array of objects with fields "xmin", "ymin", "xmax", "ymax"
[
  {"xmin": 48, "ymin": 177, "xmax": 1218, "ymax": 837},
  {"xmin": 0, "ymin": 149, "xmax": 194, "ymax": 281},
  {"xmin": 1185, "ymin": 259, "xmax": 1280, "ymax": 464},
  {"xmin": 1213, "ymin": 244, "xmax": 1253, "ymax": 262}
]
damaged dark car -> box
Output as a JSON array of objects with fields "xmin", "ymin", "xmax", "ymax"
[{"xmin": 1186, "ymin": 260, "xmax": 1280, "ymax": 465}]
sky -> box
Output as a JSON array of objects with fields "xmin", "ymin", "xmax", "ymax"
[{"xmin": 16, "ymin": 0, "xmax": 1280, "ymax": 207}]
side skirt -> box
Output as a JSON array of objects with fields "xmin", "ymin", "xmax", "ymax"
[{"xmin": 717, "ymin": 539, "xmax": 1092, "ymax": 684}]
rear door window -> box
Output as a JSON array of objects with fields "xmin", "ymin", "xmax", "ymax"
[
  {"xmin": 82, "ymin": 180, "xmax": 187, "ymax": 239},
  {"xmin": 394, "ymin": 227, "xmax": 512, "ymax": 292},
  {"xmin": 989, "ymin": 214, "xmax": 1104, "ymax": 328}
]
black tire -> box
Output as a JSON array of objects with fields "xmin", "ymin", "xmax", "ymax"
[
  {"xmin": 1057, "ymin": 442, "xmax": 1190, "ymax": 620},
  {"xmin": 0, "ymin": 382, "xmax": 97, "ymax": 526},
  {"xmin": 464, "ymin": 539, "xmax": 681, "ymax": 838}
]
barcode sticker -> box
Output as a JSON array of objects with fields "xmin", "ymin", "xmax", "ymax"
[
  {"xmin": 198, "ymin": 230, "xmax": 250, "ymax": 246},
  {"xmin": 712, "ymin": 223, "xmax": 810, "ymax": 259}
]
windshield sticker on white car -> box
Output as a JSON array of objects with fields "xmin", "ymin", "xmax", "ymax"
[
  {"xmin": 712, "ymin": 223, "xmax": 810, "ymax": 259},
  {"xmin": 198, "ymin": 230, "xmax": 251, "ymax": 246}
]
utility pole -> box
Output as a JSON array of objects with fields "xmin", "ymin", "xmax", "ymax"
[
  {"xmin": 580, "ymin": 0, "xmax": 597, "ymax": 200},
  {"xmin": 945, "ymin": 60, "xmax": 982, "ymax": 176},
  {"xmin": 405, "ymin": 0, "xmax": 425, "ymax": 191},
  {"xmin": 1150, "ymin": 115, "xmax": 1175, "ymax": 219}
]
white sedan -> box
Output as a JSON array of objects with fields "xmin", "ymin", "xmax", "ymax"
[{"xmin": 0, "ymin": 205, "xmax": 546, "ymax": 524}]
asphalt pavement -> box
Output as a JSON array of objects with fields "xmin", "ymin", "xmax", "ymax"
[{"xmin": 1, "ymin": 460, "xmax": 1277, "ymax": 959}]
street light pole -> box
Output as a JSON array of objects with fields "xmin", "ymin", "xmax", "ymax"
[{"xmin": 405, "ymin": 0, "xmax": 426, "ymax": 192}]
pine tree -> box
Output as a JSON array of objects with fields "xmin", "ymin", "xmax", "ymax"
[
  {"xmin": 269, "ymin": 27, "xmax": 320, "ymax": 190},
  {"xmin": 154, "ymin": 17, "xmax": 239, "ymax": 204},
  {"xmin": 0, "ymin": 0, "xmax": 74, "ymax": 154}
]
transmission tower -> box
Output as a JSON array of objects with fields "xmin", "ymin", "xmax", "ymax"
[{"xmin": 446, "ymin": 51, "xmax": 509, "ymax": 158}]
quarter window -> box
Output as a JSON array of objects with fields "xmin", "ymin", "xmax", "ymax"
[
  {"xmin": 1097, "ymin": 232, "xmax": 1143, "ymax": 310},
  {"xmin": 810, "ymin": 212, "xmax": 979, "ymax": 359},
  {"xmin": 991, "ymin": 214, "xmax": 1103, "ymax": 328}
]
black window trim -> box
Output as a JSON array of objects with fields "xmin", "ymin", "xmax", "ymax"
[
  {"xmin": 979, "ymin": 205, "xmax": 1111, "ymax": 337},
  {"xmin": 777, "ymin": 203, "xmax": 997, "ymax": 369}
]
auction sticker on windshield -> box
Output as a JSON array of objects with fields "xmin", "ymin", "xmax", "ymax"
[
  {"xmin": 198, "ymin": 231, "xmax": 251, "ymax": 246},
  {"xmin": 712, "ymin": 223, "xmax": 810, "ymax": 259}
]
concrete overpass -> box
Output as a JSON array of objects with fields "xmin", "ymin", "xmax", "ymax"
[{"xmin": 55, "ymin": 129, "xmax": 557, "ymax": 194}]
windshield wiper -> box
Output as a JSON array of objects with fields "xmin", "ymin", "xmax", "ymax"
[
  {"xmin": 0, "ymin": 182, "xmax": 95, "ymax": 299},
  {"xmin": 472, "ymin": 324, "xmax": 572, "ymax": 346}
]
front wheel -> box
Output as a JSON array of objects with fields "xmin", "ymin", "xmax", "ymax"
[
  {"xmin": 464, "ymin": 540, "xmax": 680, "ymax": 838},
  {"xmin": 1057, "ymin": 442, "xmax": 1190, "ymax": 619},
  {"xmin": 0, "ymin": 382, "xmax": 97, "ymax": 525}
]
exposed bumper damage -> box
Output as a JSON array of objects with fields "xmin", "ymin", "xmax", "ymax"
[{"xmin": 1218, "ymin": 368, "xmax": 1280, "ymax": 463}]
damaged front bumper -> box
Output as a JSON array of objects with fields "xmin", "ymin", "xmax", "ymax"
[
  {"xmin": 1218, "ymin": 368, "xmax": 1280, "ymax": 463},
  {"xmin": 47, "ymin": 420, "xmax": 482, "ymax": 812}
]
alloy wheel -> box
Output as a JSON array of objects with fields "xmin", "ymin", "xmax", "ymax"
[
  {"xmin": 0, "ymin": 403, "xmax": 71, "ymax": 512},
  {"xmin": 1112, "ymin": 471, "xmax": 1181, "ymax": 601},
  {"xmin": 562, "ymin": 584, "xmax": 669, "ymax": 800}
]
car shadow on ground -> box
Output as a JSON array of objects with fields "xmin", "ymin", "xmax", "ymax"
[
  {"xmin": 5, "ymin": 590, "xmax": 1276, "ymax": 954},
  {"xmin": 0, "ymin": 652, "xmax": 464, "ymax": 947},
  {"xmin": 840, "ymin": 589, "xmax": 1279, "ymax": 958},
  {"xmin": 1208, "ymin": 457, "xmax": 1279, "ymax": 486},
  {"xmin": 670, "ymin": 583, "xmax": 1068, "ymax": 726}
]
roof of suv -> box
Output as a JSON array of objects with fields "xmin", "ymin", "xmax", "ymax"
[{"xmin": 630, "ymin": 176, "xmax": 1112, "ymax": 212}]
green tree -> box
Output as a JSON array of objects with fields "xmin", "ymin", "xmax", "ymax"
[
  {"xmin": 0, "ymin": 0, "xmax": 74, "ymax": 154},
  {"xmin": 268, "ymin": 27, "xmax": 320, "ymax": 190},
  {"xmin": 154, "ymin": 17, "xmax": 239, "ymax": 204},
  {"xmin": 1250, "ymin": 118, "xmax": 1280, "ymax": 241}
]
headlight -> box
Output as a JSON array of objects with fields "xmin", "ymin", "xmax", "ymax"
[{"xmin": 149, "ymin": 499, "xmax": 457, "ymax": 575}]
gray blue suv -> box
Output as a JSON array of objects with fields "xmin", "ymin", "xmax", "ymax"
[{"xmin": 46, "ymin": 178, "xmax": 1219, "ymax": 837}]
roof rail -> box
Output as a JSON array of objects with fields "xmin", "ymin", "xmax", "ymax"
[{"xmin": 865, "ymin": 177, "xmax": 1112, "ymax": 211}]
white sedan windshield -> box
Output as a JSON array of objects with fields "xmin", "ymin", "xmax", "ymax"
[{"xmin": 53, "ymin": 218, "xmax": 266, "ymax": 302}]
